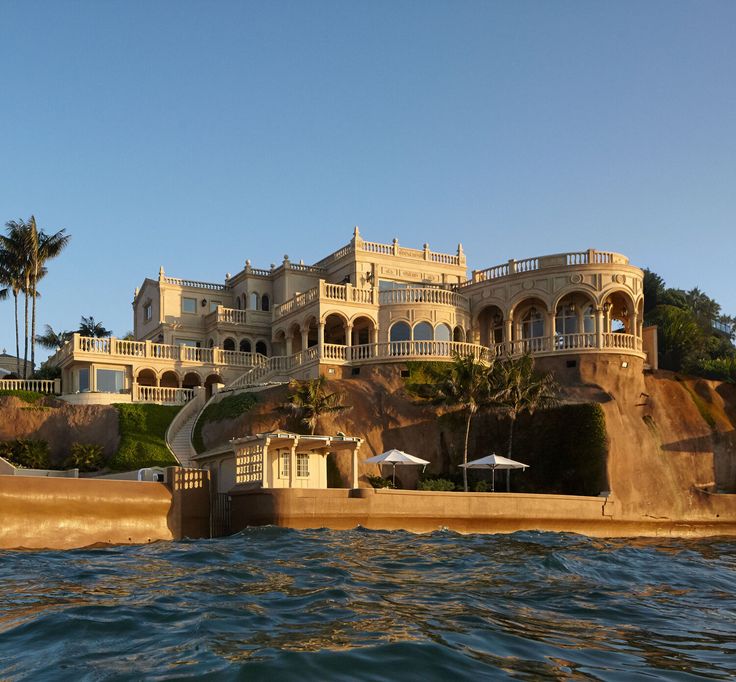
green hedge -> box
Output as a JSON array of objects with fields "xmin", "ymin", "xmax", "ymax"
[
  {"xmin": 109, "ymin": 404, "xmax": 180, "ymax": 471},
  {"xmin": 0, "ymin": 389, "xmax": 45, "ymax": 404},
  {"xmin": 193, "ymin": 392, "xmax": 258, "ymax": 453},
  {"xmin": 0, "ymin": 439, "xmax": 51, "ymax": 469}
]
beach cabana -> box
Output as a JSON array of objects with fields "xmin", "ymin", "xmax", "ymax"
[{"xmin": 364, "ymin": 449, "xmax": 429, "ymax": 485}]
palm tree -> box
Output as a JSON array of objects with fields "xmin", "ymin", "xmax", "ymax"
[
  {"xmin": 78, "ymin": 316, "xmax": 112, "ymax": 338},
  {"xmin": 27, "ymin": 216, "xmax": 70, "ymax": 373},
  {"xmin": 286, "ymin": 376, "xmax": 350, "ymax": 434},
  {"xmin": 407, "ymin": 352, "xmax": 495, "ymax": 492},
  {"xmin": 1, "ymin": 220, "xmax": 31, "ymax": 376},
  {"xmin": 36, "ymin": 324, "xmax": 73, "ymax": 350},
  {"xmin": 490, "ymin": 354, "xmax": 559, "ymax": 458}
]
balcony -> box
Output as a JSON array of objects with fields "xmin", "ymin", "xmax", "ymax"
[
  {"xmin": 378, "ymin": 287, "xmax": 469, "ymax": 311},
  {"xmin": 273, "ymin": 281, "xmax": 376, "ymax": 320}
]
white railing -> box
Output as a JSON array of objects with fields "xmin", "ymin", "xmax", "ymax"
[
  {"xmin": 274, "ymin": 281, "xmax": 376, "ymax": 320},
  {"xmin": 274, "ymin": 287, "xmax": 320, "ymax": 319},
  {"xmin": 554, "ymin": 333, "xmax": 597, "ymax": 350},
  {"xmin": 602, "ymin": 332, "xmax": 641, "ymax": 351},
  {"xmin": 463, "ymin": 249, "xmax": 631, "ymax": 287},
  {"xmin": 208, "ymin": 307, "xmax": 248, "ymax": 326},
  {"xmin": 62, "ymin": 334, "xmax": 267, "ymax": 368},
  {"xmin": 162, "ymin": 276, "xmax": 226, "ymax": 291},
  {"xmin": 322, "ymin": 343, "xmax": 348, "ymax": 361},
  {"xmin": 0, "ymin": 379, "xmax": 59, "ymax": 394},
  {"xmin": 378, "ymin": 287, "xmax": 469, "ymax": 310},
  {"xmin": 136, "ymin": 386, "xmax": 194, "ymax": 404}
]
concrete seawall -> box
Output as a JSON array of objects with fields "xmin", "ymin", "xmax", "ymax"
[
  {"xmin": 230, "ymin": 487, "xmax": 736, "ymax": 538},
  {"xmin": 0, "ymin": 467, "xmax": 210, "ymax": 550}
]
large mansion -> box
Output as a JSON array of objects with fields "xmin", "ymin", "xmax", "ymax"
[{"xmin": 48, "ymin": 228, "xmax": 654, "ymax": 404}]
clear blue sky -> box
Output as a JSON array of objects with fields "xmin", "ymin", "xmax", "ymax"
[{"xmin": 1, "ymin": 1, "xmax": 734, "ymax": 361}]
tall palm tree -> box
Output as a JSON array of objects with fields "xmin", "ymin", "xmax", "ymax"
[
  {"xmin": 407, "ymin": 352, "xmax": 495, "ymax": 492},
  {"xmin": 27, "ymin": 216, "xmax": 70, "ymax": 373},
  {"xmin": 286, "ymin": 376, "xmax": 350, "ymax": 434},
  {"xmin": 1, "ymin": 220, "xmax": 31, "ymax": 376},
  {"xmin": 490, "ymin": 354, "xmax": 559, "ymax": 458},
  {"xmin": 36, "ymin": 324, "xmax": 73, "ymax": 350},
  {"xmin": 78, "ymin": 316, "xmax": 112, "ymax": 338}
]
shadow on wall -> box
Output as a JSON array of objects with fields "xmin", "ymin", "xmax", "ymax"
[{"xmin": 658, "ymin": 429, "xmax": 736, "ymax": 493}]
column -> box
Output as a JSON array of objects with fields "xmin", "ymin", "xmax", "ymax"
[
  {"xmin": 504, "ymin": 317, "xmax": 513, "ymax": 353},
  {"xmin": 351, "ymin": 446, "xmax": 359, "ymax": 489},
  {"xmin": 301, "ymin": 328, "xmax": 309, "ymax": 352},
  {"xmin": 546, "ymin": 309, "xmax": 556, "ymax": 352},
  {"xmin": 596, "ymin": 307, "xmax": 604, "ymax": 349},
  {"xmin": 345, "ymin": 323, "xmax": 353, "ymax": 361},
  {"xmin": 289, "ymin": 440, "xmax": 298, "ymax": 488}
]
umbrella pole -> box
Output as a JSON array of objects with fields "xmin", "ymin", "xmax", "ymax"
[
  {"xmin": 491, "ymin": 467, "xmax": 495, "ymax": 492},
  {"xmin": 392, "ymin": 463, "xmax": 396, "ymax": 486},
  {"xmin": 506, "ymin": 469, "xmax": 510, "ymax": 492}
]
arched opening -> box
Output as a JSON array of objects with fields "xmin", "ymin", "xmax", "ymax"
[
  {"xmin": 289, "ymin": 323, "xmax": 303, "ymax": 354},
  {"xmin": 304, "ymin": 316, "xmax": 319, "ymax": 347},
  {"xmin": 255, "ymin": 340, "xmax": 268, "ymax": 356},
  {"xmin": 249, "ymin": 292, "xmax": 259, "ymax": 310},
  {"xmin": 513, "ymin": 297, "xmax": 547, "ymax": 353},
  {"xmin": 207, "ymin": 338, "xmax": 215, "ymax": 348},
  {"xmin": 160, "ymin": 371, "xmax": 179, "ymax": 388},
  {"xmin": 205, "ymin": 373, "xmax": 223, "ymax": 399},
  {"xmin": 240, "ymin": 339, "xmax": 252, "ymax": 353},
  {"xmin": 389, "ymin": 321, "xmax": 411, "ymax": 356},
  {"xmin": 453, "ymin": 326, "xmax": 465, "ymax": 342},
  {"xmin": 602, "ymin": 291, "xmax": 635, "ymax": 335},
  {"xmin": 324, "ymin": 313, "xmax": 347, "ymax": 345},
  {"xmin": 351, "ymin": 316, "xmax": 375, "ymax": 347},
  {"xmin": 137, "ymin": 368, "xmax": 156, "ymax": 387},
  {"xmin": 273, "ymin": 330, "xmax": 287, "ymax": 356},
  {"xmin": 236, "ymin": 295, "xmax": 241, "ymax": 310},
  {"xmin": 477, "ymin": 305, "xmax": 504, "ymax": 347},
  {"xmin": 261, "ymin": 294, "xmax": 270, "ymax": 312},
  {"xmin": 223, "ymin": 337, "xmax": 236, "ymax": 351},
  {"xmin": 434, "ymin": 323, "xmax": 452, "ymax": 342},
  {"xmin": 182, "ymin": 372, "xmax": 201, "ymax": 389},
  {"xmin": 413, "ymin": 321, "xmax": 433, "ymax": 341}
]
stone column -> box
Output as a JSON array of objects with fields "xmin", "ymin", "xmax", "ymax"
[
  {"xmin": 301, "ymin": 328, "xmax": 309, "ymax": 352},
  {"xmin": 595, "ymin": 307, "xmax": 604, "ymax": 349},
  {"xmin": 505, "ymin": 317, "xmax": 513, "ymax": 350},
  {"xmin": 289, "ymin": 441, "xmax": 298, "ymax": 488},
  {"xmin": 546, "ymin": 309, "xmax": 556, "ymax": 352},
  {"xmin": 351, "ymin": 446, "xmax": 359, "ymax": 489}
]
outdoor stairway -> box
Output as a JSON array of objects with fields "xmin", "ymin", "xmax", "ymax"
[{"xmin": 169, "ymin": 410, "xmax": 199, "ymax": 468}]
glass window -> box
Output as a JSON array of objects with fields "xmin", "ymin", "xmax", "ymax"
[
  {"xmin": 555, "ymin": 304, "xmax": 578, "ymax": 336},
  {"xmin": 522, "ymin": 308, "xmax": 545, "ymax": 338},
  {"xmin": 78, "ymin": 368, "xmax": 90, "ymax": 392},
  {"xmin": 434, "ymin": 323, "xmax": 451, "ymax": 341},
  {"xmin": 389, "ymin": 322, "xmax": 411, "ymax": 342},
  {"xmin": 210, "ymin": 300, "xmax": 222, "ymax": 312},
  {"xmin": 413, "ymin": 322, "xmax": 433, "ymax": 341},
  {"xmin": 175, "ymin": 339, "xmax": 199, "ymax": 347},
  {"xmin": 182, "ymin": 297, "xmax": 197, "ymax": 314},
  {"xmin": 240, "ymin": 339, "xmax": 252, "ymax": 353},
  {"xmin": 583, "ymin": 306, "xmax": 595, "ymax": 334},
  {"xmin": 96, "ymin": 369, "xmax": 125, "ymax": 393},
  {"xmin": 297, "ymin": 453, "xmax": 310, "ymax": 478},
  {"xmin": 379, "ymin": 280, "xmax": 408, "ymax": 291},
  {"xmin": 280, "ymin": 451, "xmax": 290, "ymax": 478},
  {"xmin": 250, "ymin": 292, "xmax": 259, "ymax": 310},
  {"xmin": 255, "ymin": 341, "xmax": 267, "ymax": 355},
  {"xmin": 144, "ymin": 304, "xmax": 152, "ymax": 321},
  {"xmin": 261, "ymin": 294, "xmax": 270, "ymax": 312}
]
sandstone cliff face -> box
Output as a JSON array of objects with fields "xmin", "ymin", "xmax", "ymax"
[
  {"xmin": 200, "ymin": 361, "xmax": 736, "ymax": 521},
  {"xmin": 0, "ymin": 397, "xmax": 120, "ymax": 464}
]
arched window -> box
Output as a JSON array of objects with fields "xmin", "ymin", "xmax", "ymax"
[
  {"xmin": 250, "ymin": 292, "xmax": 259, "ymax": 310},
  {"xmin": 555, "ymin": 304, "xmax": 577, "ymax": 336},
  {"xmin": 223, "ymin": 338, "xmax": 236, "ymax": 351},
  {"xmin": 453, "ymin": 326, "xmax": 465, "ymax": 342},
  {"xmin": 235, "ymin": 296, "xmax": 241, "ymax": 310},
  {"xmin": 434, "ymin": 323, "xmax": 452, "ymax": 342},
  {"xmin": 389, "ymin": 321, "xmax": 411, "ymax": 356},
  {"xmin": 583, "ymin": 305, "xmax": 595, "ymax": 334},
  {"xmin": 240, "ymin": 339, "xmax": 252, "ymax": 353},
  {"xmin": 255, "ymin": 341, "xmax": 268, "ymax": 356},
  {"xmin": 522, "ymin": 308, "xmax": 544, "ymax": 338},
  {"xmin": 207, "ymin": 338, "xmax": 215, "ymax": 348},
  {"xmin": 261, "ymin": 294, "xmax": 270, "ymax": 312},
  {"xmin": 413, "ymin": 322, "xmax": 433, "ymax": 341}
]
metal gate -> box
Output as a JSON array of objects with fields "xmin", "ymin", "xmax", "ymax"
[{"xmin": 210, "ymin": 492, "xmax": 232, "ymax": 538}]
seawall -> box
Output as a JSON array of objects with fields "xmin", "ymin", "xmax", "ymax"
[
  {"xmin": 0, "ymin": 467, "xmax": 210, "ymax": 550},
  {"xmin": 230, "ymin": 487, "xmax": 736, "ymax": 538}
]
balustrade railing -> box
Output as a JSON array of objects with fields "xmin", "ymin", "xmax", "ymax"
[
  {"xmin": 0, "ymin": 379, "xmax": 59, "ymax": 394},
  {"xmin": 162, "ymin": 276, "xmax": 225, "ymax": 291},
  {"xmin": 136, "ymin": 386, "xmax": 194, "ymax": 404},
  {"xmin": 602, "ymin": 332, "xmax": 641, "ymax": 351},
  {"xmin": 378, "ymin": 287, "xmax": 469, "ymax": 309},
  {"xmin": 463, "ymin": 249, "xmax": 631, "ymax": 288},
  {"xmin": 209, "ymin": 307, "xmax": 248, "ymax": 326}
]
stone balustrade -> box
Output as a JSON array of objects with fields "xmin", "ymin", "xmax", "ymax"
[
  {"xmin": 161, "ymin": 276, "xmax": 226, "ymax": 291},
  {"xmin": 378, "ymin": 287, "xmax": 470, "ymax": 310},
  {"xmin": 55, "ymin": 334, "xmax": 266, "ymax": 369},
  {"xmin": 273, "ymin": 281, "xmax": 376, "ymax": 320},
  {"xmin": 135, "ymin": 386, "xmax": 195, "ymax": 404},
  {"xmin": 0, "ymin": 379, "xmax": 60, "ymax": 395},
  {"xmin": 204, "ymin": 306, "xmax": 249, "ymax": 328},
  {"xmin": 463, "ymin": 249, "xmax": 631, "ymax": 287}
]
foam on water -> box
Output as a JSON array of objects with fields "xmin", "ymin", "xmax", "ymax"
[{"xmin": 1, "ymin": 529, "xmax": 734, "ymax": 680}]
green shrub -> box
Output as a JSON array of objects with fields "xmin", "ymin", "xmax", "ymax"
[
  {"xmin": 65, "ymin": 442, "xmax": 105, "ymax": 472},
  {"xmin": 474, "ymin": 480, "xmax": 491, "ymax": 492},
  {"xmin": 1, "ymin": 439, "xmax": 51, "ymax": 469},
  {"xmin": 109, "ymin": 404, "xmax": 179, "ymax": 471},
  {"xmin": 0, "ymin": 389, "xmax": 45, "ymax": 404},
  {"xmin": 418, "ymin": 477, "xmax": 456, "ymax": 491},
  {"xmin": 193, "ymin": 392, "xmax": 258, "ymax": 453},
  {"xmin": 366, "ymin": 474, "xmax": 396, "ymax": 489}
]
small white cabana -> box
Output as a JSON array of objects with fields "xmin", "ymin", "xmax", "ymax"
[
  {"xmin": 460, "ymin": 453, "xmax": 529, "ymax": 492},
  {"xmin": 231, "ymin": 431, "xmax": 363, "ymax": 490}
]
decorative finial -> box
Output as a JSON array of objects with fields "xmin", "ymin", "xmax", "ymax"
[
  {"xmin": 392, "ymin": 238, "xmax": 398, "ymax": 245},
  {"xmin": 457, "ymin": 242, "xmax": 464, "ymax": 256},
  {"xmin": 353, "ymin": 225, "xmax": 360, "ymax": 238},
  {"xmin": 423, "ymin": 243, "xmax": 429, "ymax": 250},
  {"xmin": 245, "ymin": 259, "xmax": 251, "ymax": 267},
  {"xmin": 134, "ymin": 287, "xmax": 139, "ymax": 297},
  {"xmin": 225, "ymin": 272, "xmax": 230, "ymax": 280},
  {"xmin": 270, "ymin": 263, "xmax": 276, "ymax": 270},
  {"xmin": 158, "ymin": 265, "xmax": 165, "ymax": 280}
]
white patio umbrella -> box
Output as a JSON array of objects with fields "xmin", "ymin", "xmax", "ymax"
[
  {"xmin": 364, "ymin": 449, "xmax": 430, "ymax": 485},
  {"xmin": 459, "ymin": 453, "xmax": 529, "ymax": 492}
]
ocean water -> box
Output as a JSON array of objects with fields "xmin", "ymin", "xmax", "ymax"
[{"xmin": 0, "ymin": 529, "xmax": 734, "ymax": 681}]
